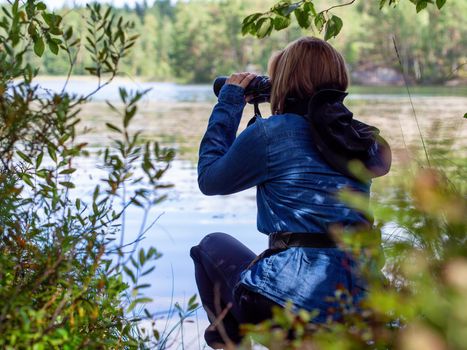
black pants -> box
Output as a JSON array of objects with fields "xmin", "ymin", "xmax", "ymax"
[{"xmin": 190, "ymin": 232, "xmax": 280, "ymax": 346}]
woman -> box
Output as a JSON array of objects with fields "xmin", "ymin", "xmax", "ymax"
[{"xmin": 190, "ymin": 37, "xmax": 391, "ymax": 348}]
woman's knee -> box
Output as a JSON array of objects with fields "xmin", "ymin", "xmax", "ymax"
[
  {"xmin": 189, "ymin": 245, "xmax": 201, "ymax": 261},
  {"xmin": 190, "ymin": 232, "xmax": 232, "ymax": 260},
  {"xmin": 201, "ymin": 232, "xmax": 233, "ymax": 245},
  {"xmin": 197, "ymin": 232, "xmax": 233, "ymax": 250}
]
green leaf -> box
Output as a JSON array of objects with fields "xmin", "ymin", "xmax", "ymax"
[
  {"xmin": 59, "ymin": 168, "xmax": 76, "ymax": 175},
  {"xmin": 416, "ymin": 1, "xmax": 428, "ymax": 12},
  {"xmin": 59, "ymin": 182, "xmax": 75, "ymax": 189},
  {"xmin": 48, "ymin": 144, "xmax": 57, "ymax": 162},
  {"xmin": 130, "ymin": 256, "xmax": 139, "ymax": 270},
  {"xmin": 139, "ymin": 248, "xmax": 146, "ymax": 265},
  {"xmin": 123, "ymin": 105, "xmax": 137, "ymax": 128},
  {"xmin": 28, "ymin": 23, "xmax": 37, "ymax": 36},
  {"xmin": 135, "ymin": 297, "xmax": 152, "ymax": 304},
  {"xmin": 123, "ymin": 266, "xmax": 136, "ymax": 283},
  {"xmin": 12, "ymin": 0, "xmax": 18, "ymax": 15},
  {"xmin": 273, "ymin": 15, "xmax": 291, "ymax": 30},
  {"xmin": 141, "ymin": 266, "xmax": 155, "ymax": 276},
  {"xmin": 314, "ymin": 13, "xmax": 325, "ymax": 32},
  {"xmin": 333, "ymin": 15, "xmax": 343, "ymax": 35},
  {"xmin": 36, "ymin": 2, "xmax": 47, "ymax": 11},
  {"xmin": 21, "ymin": 174, "xmax": 34, "ymax": 187},
  {"xmin": 48, "ymin": 40, "xmax": 59, "ymax": 55},
  {"xmin": 93, "ymin": 185, "xmax": 100, "ymax": 201},
  {"xmin": 436, "ymin": 0, "xmax": 446, "ymax": 9},
  {"xmin": 64, "ymin": 26, "xmax": 73, "ymax": 40},
  {"xmin": 36, "ymin": 169, "xmax": 49, "ymax": 178},
  {"xmin": 34, "ymin": 37, "xmax": 45, "ymax": 57},
  {"xmin": 119, "ymin": 88, "xmax": 128, "ymax": 103},
  {"xmin": 127, "ymin": 298, "xmax": 153, "ymax": 312},
  {"xmin": 241, "ymin": 21, "xmax": 255, "ymax": 36},
  {"xmin": 17, "ymin": 151, "xmax": 32, "ymax": 164},
  {"xmin": 294, "ymin": 8, "xmax": 311, "ymax": 28},
  {"xmin": 127, "ymin": 301, "xmax": 137, "ymax": 313},
  {"xmin": 49, "ymin": 27, "xmax": 63, "ymax": 36},
  {"xmin": 324, "ymin": 15, "xmax": 343, "ymax": 40},
  {"xmin": 304, "ymin": 2, "xmax": 317, "ymax": 16},
  {"xmin": 42, "ymin": 13, "xmax": 53, "ymax": 26},
  {"xmin": 106, "ymin": 123, "xmax": 122, "ymax": 133},
  {"xmin": 188, "ymin": 294, "xmax": 197, "ymax": 307},
  {"xmin": 36, "ymin": 152, "xmax": 44, "ymax": 169},
  {"xmin": 256, "ymin": 17, "xmax": 273, "ymax": 39},
  {"xmin": 188, "ymin": 294, "xmax": 199, "ymax": 311},
  {"xmin": 242, "ymin": 12, "xmax": 262, "ymax": 26}
]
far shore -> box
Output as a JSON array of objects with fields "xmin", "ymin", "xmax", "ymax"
[
  {"xmin": 30, "ymin": 76, "xmax": 467, "ymax": 97},
  {"xmin": 34, "ymin": 75, "xmax": 467, "ymax": 86}
]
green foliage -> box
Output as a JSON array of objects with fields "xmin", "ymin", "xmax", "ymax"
[
  {"xmin": 242, "ymin": 0, "xmax": 333, "ymax": 39},
  {"xmin": 0, "ymin": 1, "xmax": 178, "ymax": 348},
  {"xmin": 83, "ymin": 4, "xmax": 137, "ymax": 82},
  {"xmin": 244, "ymin": 0, "xmax": 449, "ymax": 40}
]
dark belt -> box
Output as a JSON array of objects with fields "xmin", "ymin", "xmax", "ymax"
[{"xmin": 247, "ymin": 232, "xmax": 337, "ymax": 269}]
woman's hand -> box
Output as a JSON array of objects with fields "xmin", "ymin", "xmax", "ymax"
[{"xmin": 226, "ymin": 72, "xmax": 257, "ymax": 90}]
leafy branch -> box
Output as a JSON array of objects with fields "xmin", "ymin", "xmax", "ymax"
[
  {"xmin": 242, "ymin": 0, "xmax": 449, "ymax": 40},
  {"xmin": 81, "ymin": 3, "xmax": 138, "ymax": 101}
]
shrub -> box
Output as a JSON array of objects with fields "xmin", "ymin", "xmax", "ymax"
[{"xmin": 0, "ymin": 1, "xmax": 180, "ymax": 348}]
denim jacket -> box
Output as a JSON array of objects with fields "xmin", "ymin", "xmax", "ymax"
[{"xmin": 198, "ymin": 84, "xmax": 370, "ymax": 320}]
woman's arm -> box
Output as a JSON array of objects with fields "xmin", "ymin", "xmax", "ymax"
[{"xmin": 198, "ymin": 84, "xmax": 268, "ymax": 196}]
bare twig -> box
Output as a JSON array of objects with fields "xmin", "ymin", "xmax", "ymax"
[
  {"xmin": 319, "ymin": 0, "xmax": 356, "ymax": 14},
  {"xmin": 392, "ymin": 35, "xmax": 431, "ymax": 167}
]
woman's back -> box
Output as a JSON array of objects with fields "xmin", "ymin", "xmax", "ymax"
[
  {"xmin": 253, "ymin": 113, "xmax": 370, "ymax": 234},
  {"xmin": 228, "ymin": 112, "xmax": 369, "ymax": 318}
]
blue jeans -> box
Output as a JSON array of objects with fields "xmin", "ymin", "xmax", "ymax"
[{"xmin": 190, "ymin": 232, "xmax": 280, "ymax": 346}]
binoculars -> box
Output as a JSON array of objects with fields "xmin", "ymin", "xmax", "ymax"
[{"xmin": 213, "ymin": 76, "xmax": 271, "ymax": 104}]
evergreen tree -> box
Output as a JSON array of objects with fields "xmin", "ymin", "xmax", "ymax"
[{"xmin": 25, "ymin": 0, "xmax": 466, "ymax": 84}]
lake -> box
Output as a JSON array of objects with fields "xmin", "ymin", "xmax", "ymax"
[{"xmin": 35, "ymin": 77, "xmax": 467, "ymax": 348}]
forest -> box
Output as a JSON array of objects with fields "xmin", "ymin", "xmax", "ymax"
[{"xmin": 28, "ymin": 0, "xmax": 467, "ymax": 84}]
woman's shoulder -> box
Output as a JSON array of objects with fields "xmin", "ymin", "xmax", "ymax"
[
  {"xmin": 257, "ymin": 113, "xmax": 310, "ymax": 137},
  {"xmin": 262, "ymin": 112, "xmax": 307, "ymax": 124}
]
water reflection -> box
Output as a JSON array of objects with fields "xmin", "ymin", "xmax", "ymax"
[{"xmin": 34, "ymin": 77, "xmax": 217, "ymax": 103}]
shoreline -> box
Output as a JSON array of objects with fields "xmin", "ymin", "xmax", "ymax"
[
  {"xmin": 28, "ymin": 76, "xmax": 467, "ymax": 98},
  {"xmin": 33, "ymin": 75, "xmax": 467, "ymax": 88}
]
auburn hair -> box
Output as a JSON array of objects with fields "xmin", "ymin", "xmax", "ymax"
[{"xmin": 268, "ymin": 37, "xmax": 349, "ymax": 114}]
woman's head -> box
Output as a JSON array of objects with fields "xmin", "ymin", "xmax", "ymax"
[{"xmin": 268, "ymin": 37, "xmax": 348, "ymax": 114}]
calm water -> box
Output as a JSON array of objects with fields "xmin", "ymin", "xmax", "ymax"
[{"xmin": 37, "ymin": 78, "xmax": 467, "ymax": 348}]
